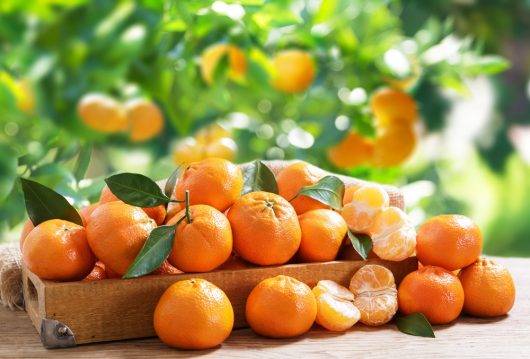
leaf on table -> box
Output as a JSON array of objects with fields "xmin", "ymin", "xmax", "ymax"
[
  {"xmin": 20, "ymin": 178, "xmax": 83, "ymax": 226},
  {"xmin": 347, "ymin": 230, "xmax": 372, "ymax": 260},
  {"xmin": 105, "ymin": 172, "xmax": 170, "ymax": 207},
  {"xmin": 123, "ymin": 224, "xmax": 177, "ymax": 278},
  {"xmin": 241, "ymin": 160, "xmax": 278, "ymax": 195},
  {"xmin": 292, "ymin": 175, "xmax": 345, "ymax": 210},
  {"xmin": 396, "ymin": 312, "xmax": 435, "ymax": 338}
]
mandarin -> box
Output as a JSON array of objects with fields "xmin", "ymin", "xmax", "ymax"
[
  {"xmin": 459, "ymin": 258, "xmax": 515, "ymax": 317},
  {"xmin": 154, "ymin": 279, "xmax": 234, "ymax": 349},
  {"xmin": 312, "ymin": 280, "xmax": 360, "ymax": 332},
  {"xmin": 175, "ymin": 158, "xmax": 243, "ymax": 212},
  {"xmin": 416, "ymin": 215, "xmax": 482, "ymax": 271},
  {"xmin": 271, "ymin": 50, "xmax": 315, "ymax": 94},
  {"xmin": 228, "ymin": 191, "xmax": 301, "ymax": 265},
  {"xmin": 369, "ymin": 206, "xmax": 416, "ymax": 261},
  {"xmin": 23, "ymin": 219, "xmax": 96, "ymax": 281},
  {"xmin": 341, "ymin": 184, "xmax": 389, "ymax": 233},
  {"xmin": 86, "ymin": 201, "xmax": 156, "ymax": 276},
  {"xmin": 246, "ymin": 275, "xmax": 316, "ymax": 338},
  {"xmin": 84, "ymin": 262, "xmax": 108, "ymax": 281},
  {"xmin": 124, "ymin": 98, "xmax": 164, "ymax": 143},
  {"xmin": 277, "ymin": 161, "xmax": 329, "ymax": 214},
  {"xmin": 201, "ymin": 44, "xmax": 247, "ymax": 85},
  {"xmin": 372, "ymin": 122, "xmax": 417, "ymax": 167},
  {"xmin": 327, "ymin": 130, "xmax": 374, "ymax": 169},
  {"xmin": 77, "ymin": 93, "xmax": 128, "ymax": 133},
  {"xmin": 370, "ymin": 88, "xmax": 417, "ymax": 128},
  {"xmin": 398, "ymin": 265, "xmax": 464, "ymax": 324}
]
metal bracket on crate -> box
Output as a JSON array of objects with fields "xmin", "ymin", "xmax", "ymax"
[{"xmin": 40, "ymin": 318, "xmax": 77, "ymax": 348}]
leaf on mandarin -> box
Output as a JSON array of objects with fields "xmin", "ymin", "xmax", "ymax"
[
  {"xmin": 293, "ymin": 175, "xmax": 345, "ymax": 210},
  {"xmin": 396, "ymin": 312, "xmax": 435, "ymax": 338},
  {"xmin": 123, "ymin": 224, "xmax": 177, "ymax": 278},
  {"xmin": 241, "ymin": 159, "xmax": 279, "ymax": 195},
  {"xmin": 20, "ymin": 178, "xmax": 83, "ymax": 226},
  {"xmin": 164, "ymin": 164, "xmax": 182, "ymax": 198},
  {"xmin": 347, "ymin": 230, "xmax": 372, "ymax": 260},
  {"xmin": 105, "ymin": 172, "xmax": 170, "ymax": 207}
]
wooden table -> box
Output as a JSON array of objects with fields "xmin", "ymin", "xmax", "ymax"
[{"xmin": 1, "ymin": 257, "xmax": 528, "ymax": 358}]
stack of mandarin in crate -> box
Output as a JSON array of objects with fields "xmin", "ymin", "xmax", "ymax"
[{"xmin": 19, "ymin": 158, "xmax": 516, "ymax": 350}]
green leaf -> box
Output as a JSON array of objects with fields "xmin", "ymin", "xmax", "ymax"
[
  {"xmin": 241, "ymin": 160, "xmax": 278, "ymax": 195},
  {"xmin": 105, "ymin": 173, "xmax": 170, "ymax": 207},
  {"xmin": 396, "ymin": 312, "xmax": 436, "ymax": 338},
  {"xmin": 462, "ymin": 55, "xmax": 510, "ymax": 76},
  {"xmin": 164, "ymin": 165, "xmax": 182, "ymax": 198},
  {"xmin": 123, "ymin": 224, "xmax": 177, "ymax": 278},
  {"xmin": 73, "ymin": 145, "xmax": 92, "ymax": 181},
  {"xmin": 347, "ymin": 230, "xmax": 372, "ymax": 260},
  {"xmin": 292, "ymin": 175, "xmax": 345, "ymax": 210},
  {"xmin": 20, "ymin": 178, "xmax": 83, "ymax": 226}
]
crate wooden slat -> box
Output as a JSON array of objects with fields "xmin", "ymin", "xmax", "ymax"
[{"xmin": 22, "ymin": 258, "xmax": 417, "ymax": 347}]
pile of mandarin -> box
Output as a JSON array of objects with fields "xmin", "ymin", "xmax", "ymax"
[{"xmin": 20, "ymin": 158, "xmax": 515, "ymax": 350}]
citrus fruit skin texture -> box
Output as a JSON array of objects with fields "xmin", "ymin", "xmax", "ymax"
[
  {"xmin": 349, "ymin": 264, "xmax": 398, "ymax": 326},
  {"xmin": 271, "ymin": 50, "xmax": 315, "ymax": 94},
  {"xmin": 277, "ymin": 161, "xmax": 329, "ymax": 214},
  {"xmin": 327, "ymin": 131, "xmax": 374, "ymax": 169},
  {"xmin": 341, "ymin": 184, "xmax": 389, "ymax": 233},
  {"xmin": 175, "ymin": 158, "xmax": 243, "ymax": 212},
  {"xmin": 372, "ymin": 123, "xmax": 417, "ymax": 167},
  {"xmin": 167, "ymin": 204, "xmax": 232, "ymax": 273},
  {"xmin": 417, "ymin": 214, "xmax": 482, "ymax": 271},
  {"xmin": 228, "ymin": 191, "xmax": 301, "ymax": 266},
  {"xmin": 77, "ymin": 93, "xmax": 128, "ymax": 133},
  {"xmin": 23, "ymin": 219, "xmax": 96, "ymax": 281},
  {"xmin": 369, "ymin": 206, "xmax": 416, "ymax": 261},
  {"xmin": 19, "ymin": 219, "xmax": 35, "ymax": 251},
  {"xmin": 297, "ymin": 209, "xmax": 348, "ymax": 262},
  {"xmin": 313, "ymin": 280, "xmax": 360, "ymax": 332},
  {"xmin": 150, "ymin": 260, "xmax": 183, "ymax": 275},
  {"xmin": 459, "ymin": 258, "xmax": 515, "ymax": 317},
  {"xmin": 370, "ymin": 88, "xmax": 417, "ymax": 128},
  {"xmin": 201, "ymin": 44, "xmax": 247, "ymax": 85},
  {"xmin": 398, "ymin": 265, "xmax": 464, "ymax": 325},
  {"xmin": 246, "ymin": 275, "xmax": 317, "ymax": 338},
  {"xmin": 84, "ymin": 262, "xmax": 108, "ymax": 281},
  {"xmin": 154, "ymin": 279, "xmax": 234, "ymax": 349},
  {"xmin": 86, "ymin": 201, "xmax": 156, "ymax": 276},
  {"xmin": 124, "ymin": 99, "xmax": 164, "ymax": 143}
]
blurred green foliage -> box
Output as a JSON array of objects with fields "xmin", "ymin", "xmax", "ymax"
[{"xmin": 1, "ymin": 0, "xmax": 527, "ymax": 257}]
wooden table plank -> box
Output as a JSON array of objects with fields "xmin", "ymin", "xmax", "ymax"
[{"xmin": 1, "ymin": 257, "xmax": 529, "ymax": 358}]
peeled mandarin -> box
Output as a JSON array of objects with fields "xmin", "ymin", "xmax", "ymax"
[
  {"xmin": 341, "ymin": 184, "xmax": 389, "ymax": 233},
  {"xmin": 369, "ymin": 207, "xmax": 416, "ymax": 261},
  {"xmin": 315, "ymin": 292, "xmax": 361, "ymax": 332}
]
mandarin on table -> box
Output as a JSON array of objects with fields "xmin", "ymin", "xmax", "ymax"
[
  {"xmin": 459, "ymin": 257, "xmax": 515, "ymax": 317},
  {"xmin": 313, "ymin": 280, "xmax": 360, "ymax": 332},
  {"xmin": 77, "ymin": 93, "xmax": 128, "ymax": 133},
  {"xmin": 341, "ymin": 183, "xmax": 389, "ymax": 233},
  {"xmin": 200, "ymin": 43, "xmax": 247, "ymax": 85},
  {"xmin": 349, "ymin": 265, "xmax": 398, "ymax": 326},
  {"xmin": 416, "ymin": 214, "xmax": 482, "ymax": 271},
  {"xmin": 271, "ymin": 49, "xmax": 315, "ymax": 94},
  {"xmin": 154, "ymin": 278, "xmax": 234, "ymax": 349},
  {"xmin": 246, "ymin": 275, "xmax": 317, "ymax": 338},
  {"xmin": 86, "ymin": 201, "xmax": 156, "ymax": 276},
  {"xmin": 228, "ymin": 191, "xmax": 301, "ymax": 265},
  {"xmin": 327, "ymin": 130, "xmax": 374, "ymax": 169},
  {"xmin": 297, "ymin": 209, "xmax": 348, "ymax": 262},
  {"xmin": 166, "ymin": 204, "xmax": 232, "ymax": 273},
  {"xmin": 175, "ymin": 158, "xmax": 243, "ymax": 212},
  {"xmin": 124, "ymin": 98, "xmax": 164, "ymax": 143},
  {"xmin": 369, "ymin": 206, "xmax": 416, "ymax": 261},
  {"xmin": 23, "ymin": 219, "xmax": 96, "ymax": 281},
  {"xmin": 370, "ymin": 88, "xmax": 417, "ymax": 128},
  {"xmin": 398, "ymin": 265, "xmax": 464, "ymax": 324},
  {"xmin": 277, "ymin": 161, "xmax": 329, "ymax": 214}
]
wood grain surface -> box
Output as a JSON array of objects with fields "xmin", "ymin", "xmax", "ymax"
[{"xmin": 1, "ymin": 257, "xmax": 528, "ymax": 358}]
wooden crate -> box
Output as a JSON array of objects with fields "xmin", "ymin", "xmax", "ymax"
[{"xmin": 22, "ymin": 258, "xmax": 417, "ymax": 348}]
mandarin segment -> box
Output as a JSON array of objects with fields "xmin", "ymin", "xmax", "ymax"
[
  {"xmin": 277, "ymin": 161, "xmax": 329, "ymax": 214},
  {"xmin": 297, "ymin": 209, "xmax": 348, "ymax": 262},
  {"xmin": 398, "ymin": 265, "xmax": 464, "ymax": 324},
  {"xmin": 349, "ymin": 265, "xmax": 398, "ymax": 326},
  {"xmin": 459, "ymin": 258, "xmax": 515, "ymax": 317},
  {"xmin": 246, "ymin": 275, "xmax": 317, "ymax": 338},
  {"xmin": 228, "ymin": 191, "xmax": 301, "ymax": 265},
  {"xmin": 341, "ymin": 184, "xmax": 389, "ymax": 233},
  {"xmin": 313, "ymin": 280, "xmax": 360, "ymax": 332},
  {"xmin": 154, "ymin": 279, "xmax": 234, "ymax": 349}
]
